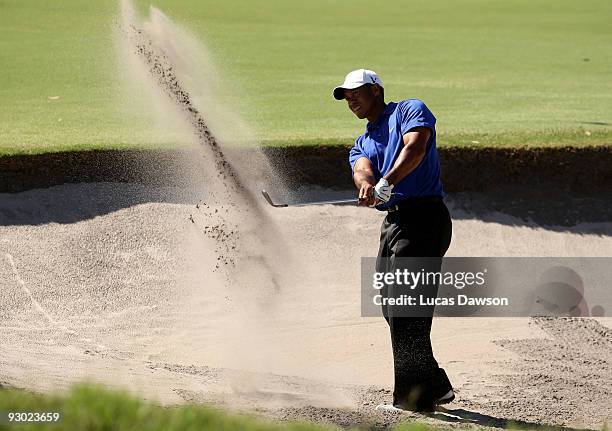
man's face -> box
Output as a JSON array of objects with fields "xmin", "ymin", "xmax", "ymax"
[{"xmin": 344, "ymin": 84, "xmax": 378, "ymax": 119}]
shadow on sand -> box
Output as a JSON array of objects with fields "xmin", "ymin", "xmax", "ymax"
[
  {"xmin": 0, "ymin": 183, "xmax": 610, "ymax": 237},
  {"xmin": 293, "ymin": 186, "xmax": 612, "ymax": 237},
  {"xmin": 429, "ymin": 406, "xmax": 595, "ymax": 431},
  {"xmin": 446, "ymin": 189, "xmax": 612, "ymax": 236},
  {"xmin": 0, "ymin": 182, "xmax": 201, "ymax": 226}
]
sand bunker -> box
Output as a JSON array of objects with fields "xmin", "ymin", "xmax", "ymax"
[
  {"xmin": 1, "ymin": 183, "xmax": 611, "ymax": 430},
  {"xmin": 1, "ymin": 2, "xmax": 610, "ymax": 429}
]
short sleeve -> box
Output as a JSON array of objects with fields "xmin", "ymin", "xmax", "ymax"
[
  {"xmin": 348, "ymin": 136, "xmax": 368, "ymax": 172},
  {"xmin": 398, "ymin": 99, "xmax": 436, "ymax": 135}
]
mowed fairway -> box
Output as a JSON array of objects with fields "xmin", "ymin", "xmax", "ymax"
[
  {"xmin": 1, "ymin": 0, "xmax": 611, "ymax": 155},
  {"xmin": 0, "ymin": 0, "xmax": 191, "ymax": 155}
]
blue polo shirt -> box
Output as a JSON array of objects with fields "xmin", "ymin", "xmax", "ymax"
[{"xmin": 348, "ymin": 99, "xmax": 444, "ymax": 210}]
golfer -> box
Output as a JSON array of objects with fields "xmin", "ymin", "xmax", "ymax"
[{"xmin": 333, "ymin": 69, "xmax": 454, "ymax": 411}]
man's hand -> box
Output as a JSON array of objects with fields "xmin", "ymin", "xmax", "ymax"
[
  {"xmin": 373, "ymin": 178, "xmax": 394, "ymax": 203},
  {"xmin": 358, "ymin": 183, "xmax": 376, "ymax": 206}
]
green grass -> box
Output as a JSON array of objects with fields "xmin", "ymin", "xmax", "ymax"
[
  {"xmin": 1, "ymin": 0, "xmax": 611, "ymax": 155},
  {"xmin": 0, "ymin": 0, "xmax": 191, "ymax": 155},
  {"xmin": 263, "ymin": 128, "xmax": 612, "ymax": 149},
  {"xmin": 0, "ymin": 384, "xmax": 434, "ymax": 431},
  {"xmin": 147, "ymin": 0, "xmax": 612, "ymax": 148}
]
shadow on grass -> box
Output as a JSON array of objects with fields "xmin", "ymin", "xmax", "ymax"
[{"xmin": 579, "ymin": 121, "xmax": 612, "ymax": 126}]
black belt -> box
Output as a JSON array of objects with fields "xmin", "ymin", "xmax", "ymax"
[{"xmin": 386, "ymin": 195, "xmax": 443, "ymax": 212}]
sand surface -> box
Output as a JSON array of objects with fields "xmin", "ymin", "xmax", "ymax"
[{"xmin": 1, "ymin": 182, "xmax": 610, "ymax": 430}]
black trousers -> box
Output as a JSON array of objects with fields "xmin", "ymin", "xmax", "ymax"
[{"xmin": 375, "ymin": 196, "xmax": 453, "ymax": 411}]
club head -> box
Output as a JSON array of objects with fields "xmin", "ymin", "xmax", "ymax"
[{"xmin": 261, "ymin": 190, "xmax": 288, "ymax": 207}]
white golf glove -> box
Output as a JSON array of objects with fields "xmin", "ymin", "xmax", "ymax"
[{"xmin": 374, "ymin": 178, "xmax": 394, "ymax": 203}]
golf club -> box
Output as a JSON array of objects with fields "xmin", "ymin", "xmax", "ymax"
[{"xmin": 261, "ymin": 190, "xmax": 391, "ymax": 207}]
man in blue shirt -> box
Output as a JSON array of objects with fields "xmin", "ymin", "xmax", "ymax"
[{"xmin": 333, "ymin": 69, "xmax": 454, "ymax": 411}]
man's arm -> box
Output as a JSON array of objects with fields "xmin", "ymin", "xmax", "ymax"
[
  {"xmin": 353, "ymin": 157, "xmax": 377, "ymax": 206},
  {"xmin": 383, "ymin": 127, "xmax": 431, "ymax": 186}
]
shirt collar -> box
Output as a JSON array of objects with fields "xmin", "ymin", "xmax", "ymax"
[{"xmin": 366, "ymin": 102, "xmax": 396, "ymax": 132}]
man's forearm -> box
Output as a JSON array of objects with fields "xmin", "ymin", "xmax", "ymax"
[
  {"xmin": 353, "ymin": 169, "xmax": 375, "ymax": 190},
  {"xmin": 383, "ymin": 143, "xmax": 426, "ymax": 186}
]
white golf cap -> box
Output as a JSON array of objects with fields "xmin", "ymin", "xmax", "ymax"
[{"xmin": 333, "ymin": 69, "xmax": 383, "ymax": 100}]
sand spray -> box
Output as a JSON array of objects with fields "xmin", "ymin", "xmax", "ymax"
[{"xmin": 115, "ymin": 0, "xmax": 323, "ymax": 396}]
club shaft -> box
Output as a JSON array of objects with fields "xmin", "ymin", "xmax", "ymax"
[
  {"xmin": 262, "ymin": 189, "xmax": 379, "ymax": 207},
  {"xmin": 293, "ymin": 198, "xmax": 359, "ymax": 207}
]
